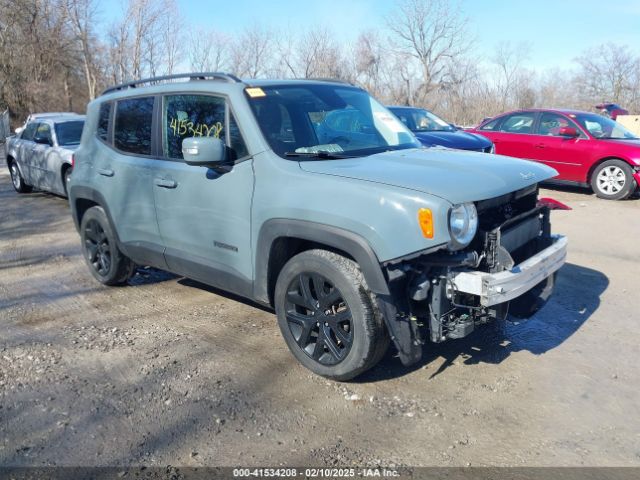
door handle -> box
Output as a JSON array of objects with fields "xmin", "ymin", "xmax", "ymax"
[
  {"xmin": 535, "ymin": 143, "xmax": 545, "ymax": 148},
  {"xmin": 154, "ymin": 178, "xmax": 177, "ymax": 189},
  {"xmin": 97, "ymin": 168, "xmax": 114, "ymax": 177}
]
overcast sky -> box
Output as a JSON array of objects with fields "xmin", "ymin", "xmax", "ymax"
[{"xmin": 103, "ymin": 0, "xmax": 640, "ymax": 72}]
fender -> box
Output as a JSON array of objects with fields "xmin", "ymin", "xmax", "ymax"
[
  {"xmin": 68, "ymin": 185, "xmax": 115, "ymax": 234},
  {"xmin": 254, "ymin": 219, "xmax": 423, "ymax": 367},
  {"xmin": 254, "ymin": 219, "xmax": 390, "ymax": 304},
  {"xmin": 6, "ymin": 153, "xmax": 27, "ymax": 179}
]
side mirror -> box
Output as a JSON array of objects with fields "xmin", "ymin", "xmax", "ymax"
[
  {"xmin": 15, "ymin": 127, "xmax": 23, "ymax": 135},
  {"xmin": 182, "ymin": 137, "xmax": 226, "ymax": 166},
  {"xmin": 34, "ymin": 135, "xmax": 52, "ymax": 146},
  {"xmin": 558, "ymin": 126, "xmax": 579, "ymax": 137}
]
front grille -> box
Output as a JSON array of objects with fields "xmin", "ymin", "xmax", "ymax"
[
  {"xmin": 470, "ymin": 185, "xmax": 546, "ymax": 273},
  {"xmin": 475, "ymin": 184, "xmax": 538, "ymax": 231}
]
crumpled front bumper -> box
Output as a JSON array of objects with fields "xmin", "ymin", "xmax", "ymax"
[{"xmin": 449, "ymin": 235, "xmax": 567, "ymax": 307}]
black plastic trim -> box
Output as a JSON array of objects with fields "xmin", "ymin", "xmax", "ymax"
[
  {"xmin": 254, "ymin": 219, "xmax": 390, "ymax": 304},
  {"xmin": 164, "ymin": 248, "xmax": 253, "ymax": 299}
]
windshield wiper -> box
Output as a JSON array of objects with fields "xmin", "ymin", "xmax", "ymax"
[{"xmin": 284, "ymin": 151, "xmax": 353, "ymax": 159}]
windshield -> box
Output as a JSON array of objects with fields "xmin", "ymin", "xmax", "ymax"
[
  {"xmin": 54, "ymin": 120, "xmax": 84, "ymax": 146},
  {"xmin": 570, "ymin": 113, "xmax": 638, "ymax": 140},
  {"xmin": 389, "ymin": 107, "xmax": 455, "ymax": 132},
  {"xmin": 246, "ymin": 84, "xmax": 420, "ymax": 158}
]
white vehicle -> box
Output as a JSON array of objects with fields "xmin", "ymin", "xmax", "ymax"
[{"xmin": 6, "ymin": 114, "xmax": 85, "ymax": 197}]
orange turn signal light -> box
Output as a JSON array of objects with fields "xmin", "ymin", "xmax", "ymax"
[{"xmin": 418, "ymin": 208, "xmax": 434, "ymax": 238}]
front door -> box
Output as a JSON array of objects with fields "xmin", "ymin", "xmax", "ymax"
[
  {"xmin": 30, "ymin": 123, "xmax": 55, "ymax": 190},
  {"xmin": 528, "ymin": 111, "xmax": 589, "ymax": 182},
  {"xmin": 152, "ymin": 93, "xmax": 254, "ymax": 297}
]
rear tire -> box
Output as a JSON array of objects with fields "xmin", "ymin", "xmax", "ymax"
[
  {"xmin": 274, "ymin": 249, "xmax": 389, "ymax": 381},
  {"xmin": 80, "ymin": 206, "xmax": 135, "ymax": 286},
  {"xmin": 8, "ymin": 160, "xmax": 33, "ymax": 193},
  {"xmin": 591, "ymin": 159, "xmax": 636, "ymax": 200}
]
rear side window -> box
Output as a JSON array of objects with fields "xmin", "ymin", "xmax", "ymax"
[
  {"xmin": 55, "ymin": 120, "xmax": 84, "ymax": 146},
  {"xmin": 162, "ymin": 94, "xmax": 248, "ymax": 160},
  {"xmin": 500, "ymin": 113, "xmax": 537, "ymax": 134},
  {"xmin": 21, "ymin": 122, "xmax": 37, "ymax": 141},
  {"xmin": 97, "ymin": 102, "xmax": 111, "ymax": 142},
  {"xmin": 114, "ymin": 97, "xmax": 154, "ymax": 155}
]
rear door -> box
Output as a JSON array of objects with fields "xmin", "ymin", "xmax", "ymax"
[
  {"xmin": 16, "ymin": 122, "xmax": 38, "ymax": 183},
  {"xmin": 152, "ymin": 93, "xmax": 254, "ymax": 297},
  {"xmin": 97, "ymin": 96, "xmax": 167, "ymax": 268},
  {"xmin": 489, "ymin": 111, "xmax": 539, "ymax": 160},
  {"xmin": 528, "ymin": 111, "xmax": 590, "ymax": 182}
]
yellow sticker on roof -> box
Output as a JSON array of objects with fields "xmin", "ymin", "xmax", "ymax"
[{"xmin": 245, "ymin": 87, "xmax": 266, "ymax": 98}]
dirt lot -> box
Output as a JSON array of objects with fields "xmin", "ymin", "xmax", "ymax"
[{"xmin": 1, "ymin": 149, "xmax": 639, "ymax": 468}]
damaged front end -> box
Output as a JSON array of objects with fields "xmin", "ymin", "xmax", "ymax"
[{"xmin": 377, "ymin": 185, "xmax": 568, "ymax": 366}]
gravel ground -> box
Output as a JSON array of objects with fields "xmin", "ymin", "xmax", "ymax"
[{"xmin": 1, "ymin": 149, "xmax": 639, "ymax": 468}]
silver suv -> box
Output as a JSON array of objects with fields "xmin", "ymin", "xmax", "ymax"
[{"xmin": 68, "ymin": 73, "xmax": 567, "ymax": 380}]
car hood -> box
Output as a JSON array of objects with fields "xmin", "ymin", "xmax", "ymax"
[
  {"xmin": 414, "ymin": 130, "xmax": 492, "ymax": 150},
  {"xmin": 299, "ymin": 148, "xmax": 557, "ymax": 204}
]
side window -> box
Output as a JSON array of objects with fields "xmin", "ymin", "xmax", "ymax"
[
  {"xmin": 537, "ymin": 112, "xmax": 580, "ymax": 136},
  {"xmin": 21, "ymin": 122, "xmax": 37, "ymax": 141},
  {"xmin": 35, "ymin": 123, "xmax": 52, "ymax": 144},
  {"xmin": 97, "ymin": 102, "xmax": 111, "ymax": 142},
  {"xmin": 114, "ymin": 97, "xmax": 154, "ymax": 155},
  {"xmin": 479, "ymin": 117, "xmax": 501, "ymax": 131},
  {"xmin": 500, "ymin": 113, "xmax": 536, "ymax": 134},
  {"xmin": 229, "ymin": 112, "xmax": 248, "ymax": 159},
  {"xmin": 163, "ymin": 94, "xmax": 225, "ymax": 159},
  {"xmin": 163, "ymin": 94, "xmax": 248, "ymax": 160}
]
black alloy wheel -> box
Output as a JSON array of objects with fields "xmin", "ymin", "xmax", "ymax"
[
  {"xmin": 84, "ymin": 218, "xmax": 112, "ymax": 277},
  {"xmin": 284, "ymin": 273, "xmax": 353, "ymax": 365}
]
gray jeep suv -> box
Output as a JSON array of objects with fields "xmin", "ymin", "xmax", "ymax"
[{"xmin": 69, "ymin": 73, "xmax": 567, "ymax": 380}]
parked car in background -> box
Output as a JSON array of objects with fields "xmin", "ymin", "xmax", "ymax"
[
  {"xmin": 388, "ymin": 106, "xmax": 494, "ymax": 153},
  {"xmin": 69, "ymin": 73, "xmax": 566, "ymax": 380},
  {"xmin": 6, "ymin": 113, "xmax": 85, "ymax": 197},
  {"xmin": 13, "ymin": 112, "xmax": 83, "ymax": 136},
  {"xmin": 469, "ymin": 109, "xmax": 640, "ymax": 200},
  {"xmin": 596, "ymin": 103, "xmax": 628, "ymax": 120}
]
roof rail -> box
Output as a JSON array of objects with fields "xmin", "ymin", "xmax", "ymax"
[
  {"xmin": 298, "ymin": 77, "xmax": 354, "ymax": 86},
  {"xmin": 101, "ymin": 72, "xmax": 243, "ymax": 96}
]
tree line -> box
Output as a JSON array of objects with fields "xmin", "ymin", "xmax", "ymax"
[{"xmin": 1, "ymin": 0, "xmax": 639, "ymax": 128}]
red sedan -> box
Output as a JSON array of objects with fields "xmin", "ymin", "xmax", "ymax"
[{"xmin": 469, "ymin": 109, "xmax": 640, "ymax": 200}]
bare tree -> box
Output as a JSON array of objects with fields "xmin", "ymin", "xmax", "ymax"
[
  {"xmin": 189, "ymin": 28, "xmax": 230, "ymax": 72},
  {"xmin": 229, "ymin": 24, "xmax": 273, "ymax": 78},
  {"xmin": 387, "ymin": 0, "xmax": 471, "ymax": 104},
  {"xmin": 492, "ymin": 41, "xmax": 531, "ymax": 110},
  {"xmin": 0, "ymin": 0, "xmax": 87, "ymax": 121},
  {"xmin": 64, "ymin": 0, "xmax": 101, "ymax": 99},
  {"xmin": 107, "ymin": 0, "xmax": 178, "ymax": 82},
  {"xmin": 575, "ymin": 43, "xmax": 640, "ymax": 111}
]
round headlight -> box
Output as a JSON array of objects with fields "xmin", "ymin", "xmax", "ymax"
[{"xmin": 448, "ymin": 202, "xmax": 478, "ymax": 249}]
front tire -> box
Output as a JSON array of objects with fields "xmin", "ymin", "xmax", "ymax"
[
  {"xmin": 62, "ymin": 167, "xmax": 72, "ymax": 197},
  {"xmin": 80, "ymin": 206, "xmax": 135, "ymax": 286},
  {"xmin": 8, "ymin": 160, "xmax": 33, "ymax": 193},
  {"xmin": 274, "ymin": 249, "xmax": 388, "ymax": 381},
  {"xmin": 591, "ymin": 159, "xmax": 636, "ymax": 200}
]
